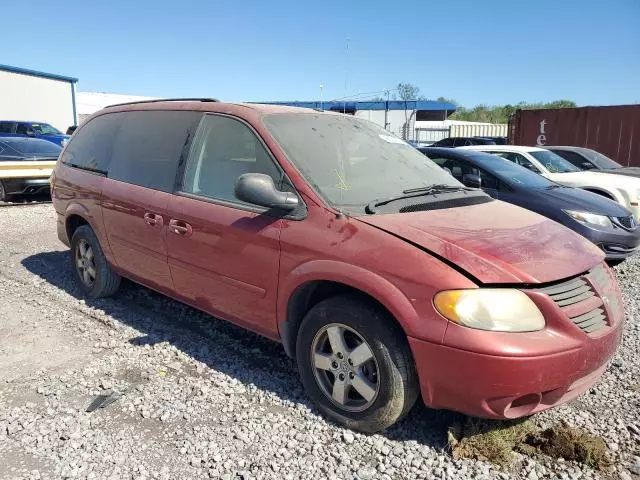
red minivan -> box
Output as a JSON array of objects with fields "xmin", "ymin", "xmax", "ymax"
[{"xmin": 51, "ymin": 100, "xmax": 624, "ymax": 432}]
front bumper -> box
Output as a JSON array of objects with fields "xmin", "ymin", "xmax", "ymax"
[
  {"xmin": 571, "ymin": 222, "xmax": 640, "ymax": 260},
  {"xmin": 2, "ymin": 177, "xmax": 51, "ymax": 195},
  {"xmin": 410, "ymin": 264, "xmax": 624, "ymax": 419}
]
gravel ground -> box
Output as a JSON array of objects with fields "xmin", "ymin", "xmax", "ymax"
[{"xmin": 0, "ymin": 204, "xmax": 638, "ymax": 480}]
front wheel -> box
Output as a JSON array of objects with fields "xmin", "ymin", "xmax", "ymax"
[{"xmin": 296, "ymin": 294, "xmax": 419, "ymax": 433}]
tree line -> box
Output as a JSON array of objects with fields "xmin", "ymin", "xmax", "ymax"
[{"xmin": 372, "ymin": 83, "xmax": 576, "ymax": 124}]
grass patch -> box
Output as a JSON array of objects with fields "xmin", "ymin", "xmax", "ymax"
[
  {"xmin": 448, "ymin": 418, "xmax": 534, "ymax": 467},
  {"xmin": 519, "ymin": 424, "xmax": 611, "ymax": 470},
  {"xmin": 448, "ymin": 419, "xmax": 610, "ymax": 471},
  {"xmin": 630, "ymin": 383, "xmax": 640, "ymax": 393}
]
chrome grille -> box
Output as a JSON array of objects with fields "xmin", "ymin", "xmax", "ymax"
[
  {"xmin": 538, "ymin": 266, "xmax": 609, "ymax": 334},
  {"xmin": 615, "ymin": 216, "xmax": 636, "ymax": 230}
]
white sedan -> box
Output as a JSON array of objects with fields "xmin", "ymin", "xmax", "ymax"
[{"xmin": 461, "ymin": 145, "xmax": 640, "ymax": 220}]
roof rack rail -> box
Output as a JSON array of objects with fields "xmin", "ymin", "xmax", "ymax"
[{"xmin": 106, "ymin": 97, "xmax": 219, "ymax": 108}]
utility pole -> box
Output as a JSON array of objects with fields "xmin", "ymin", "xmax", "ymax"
[
  {"xmin": 319, "ymin": 84, "xmax": 324, "ymax": 110},
  {"xmin": 384, "ymin": 89, "xmax": 390, "ymax": 131},
  {"xmin": 343, "ymin": 37, "xmax": 349, "ymax": 114}
]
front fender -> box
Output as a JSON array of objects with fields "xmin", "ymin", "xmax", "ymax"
[{"xmin": 278, "ymin": 259, "xmax": 420, "ymax": 341}]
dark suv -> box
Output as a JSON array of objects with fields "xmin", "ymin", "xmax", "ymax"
[
  {"xmin": 430, "ymin": 136, "xmax": 496, "ymax": 147},
  {"xmin": 51, "ymin": 99, "xmax": 623, "ymax": 432}
]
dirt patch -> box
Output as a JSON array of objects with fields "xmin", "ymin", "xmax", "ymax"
[{"xmin": 449, "ymin": 419, "xmax": 610, "ymax": 471}]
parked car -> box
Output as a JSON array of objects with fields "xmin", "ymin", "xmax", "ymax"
[
  {"xmin": 0, "ymin": 120, "xmax": 70, "ymax": 147},
  {"xmin": 461, "ymin": 145, "xmax": 640, "ymax": 221},
  {"xmin": 430, "ymin": 136, "xmax": 496, "ymax": 147},
  {"xmin": 52, "ymin": 100, "xmax": 623, "ymax": 433},
  {"xmin": 545, "ymin": 146, "xmax": 640, "ymax": 178},
  {"xmin": 475, "ymin": 136, "xmax": 508, "ymax": 145},
  {"xmin": 419, "ymin": 147, "xmax": 640, "ymax": 262},
  {"xmin": 0, "ymin": 137, "xmax": 61, "ymax": 201}
]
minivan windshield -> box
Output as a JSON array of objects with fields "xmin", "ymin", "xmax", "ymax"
[
  {"xmin": 263, "ymin": 113, "xmax": 462, "ymax": 207},
  {"xmin": 530, "ymin": 150, "xmax": 580, "ymax": 173}
]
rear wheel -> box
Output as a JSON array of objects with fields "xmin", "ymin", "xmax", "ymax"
[
  {"xmin": 296, "ymin": 294, "xmax": 419, "ymax": 433},
  {"xmin": 71, "ymin": 225, "xmax": 121, "ymax": 298}
]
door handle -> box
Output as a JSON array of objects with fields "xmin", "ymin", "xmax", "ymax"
[
  {"xmin": 144, "ymin": 212, "xmax": 163, "ymax": 227},
  {"xmin": 169, "ymin": 219, "xmax": 193, "ymax": 237}
]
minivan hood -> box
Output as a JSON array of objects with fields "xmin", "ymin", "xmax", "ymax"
[{"xmin": 357, "ymin": 201, "xmax": 604, "ymax": 284}]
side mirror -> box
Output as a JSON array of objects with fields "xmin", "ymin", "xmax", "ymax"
[
  {"xmin": 235, "ymin": 173, "xmax": 299, "ymax": 212},
  {"xmin": 26, "ymin": 130, "xmax": 36, "ymax": 137},
  {"xmin": 462, "ymin": 173, "xmax": 482, "ymax": 188}
]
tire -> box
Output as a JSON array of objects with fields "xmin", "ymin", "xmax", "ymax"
[
  {"xmin": 70, "ymin": 225, "xmax": 121, "ymax": 298},
  {"xmin": 296, "ymin": 294, "xmax": 419, "ymax": 433},
  {"xmin": 0, "ymin": 181, "xmax": 6, "ymax": 202}
]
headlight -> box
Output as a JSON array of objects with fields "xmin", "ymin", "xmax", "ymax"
[
  {"xmin": 434, "ymin": 289, "xmax": 545, "ymax": 332},
  {"xmin": 564, "ymin": 210, "xmax": 613, "ymax": 228}
]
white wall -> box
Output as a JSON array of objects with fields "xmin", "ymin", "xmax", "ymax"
[
  {"xmin": 355, "ymin": 109, "xmax": 415, "ymax": 139},
  {"xmin": 0, "ymin": 70, "xmax": 75, "ymax": 131},
  {"xmin": 77, "ymin": 91, "xmax": 157, "ymax": 122}
]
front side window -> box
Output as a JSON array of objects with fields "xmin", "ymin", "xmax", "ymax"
[
  {"xmin": 30, "ymin": 123, "xmax": 62, "ymax": 135},
  {"xmin": 479, "ymin": 169, "xmax": 500, "ymax": 190},
  {"xmin": 530, "ymin": 150, "xmax": 580, "ymax": 173},
  {"xmin": 108, "ymin": 110, "xmax": 202, "ymax": 191},
  {"xmin": 15, "ymin": 123, "xmax": 33, "ymax": 135},
  {"xmin": 263, "ymin": 113, "xmax": 461, "ymax": 208},
  {"xmin": 182, "ymin": 115, "xmax": 284, "ymax": 204}
]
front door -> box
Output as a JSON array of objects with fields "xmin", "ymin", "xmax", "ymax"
[{"xmin": 166, "ymin": 114, "xmax": 288, "ymax": 337}]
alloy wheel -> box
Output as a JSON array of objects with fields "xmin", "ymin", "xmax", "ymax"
[
  {"xmin": 310, "ymin": 323, "xmax": 380, "ymax": 412},
  {"xmin": 75, "ymin": 239, "xmax": 96, "ymax": 287}
]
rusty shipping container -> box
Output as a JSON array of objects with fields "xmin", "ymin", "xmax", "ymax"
[{"xmin": 509, "ymin": 105, "xmax": 640, "ymax": 167}]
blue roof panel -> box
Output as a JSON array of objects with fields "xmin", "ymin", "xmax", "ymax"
[
  {"xmin": 258, "ymin": 100, "xmax": 456, "ymax": 112},
  {"xmin": 0, "ymin": 64, "xmax": 78, "ymax": 83}
]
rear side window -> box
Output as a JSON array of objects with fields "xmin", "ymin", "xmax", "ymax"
[
  {"xmin": 0, "ymin": 122, "xmax": 14, "ymax": 133},
  {"xmin": 61, "ymin": 113, "xmax": 123, "ymax": 173},
  {"xmin": 108, "ymin": 110, "xmax": 202, "ymax": 192}
]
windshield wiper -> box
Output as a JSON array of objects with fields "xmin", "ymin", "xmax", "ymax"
[
  {"xmin": 365, "ymin": 184, "xmax": 473, "ymax": 214},
  {"xmin": 402, "ymin": 184, "xmax": 473, "ymax": 194}
]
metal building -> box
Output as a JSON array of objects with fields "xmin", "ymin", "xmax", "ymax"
[
  {"xmin": 261, "ymin": 100, "xmax": 457, "ymax": 141},
  {"xmin": 0, "ymin": 64, "xmax": 78, "ymax": 132}
]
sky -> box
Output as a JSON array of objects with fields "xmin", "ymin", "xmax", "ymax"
[{"xmin": 3, "ymin": 0, "xmax": 639, "ymax": 107}]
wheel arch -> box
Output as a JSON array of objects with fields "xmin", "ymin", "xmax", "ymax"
[
  {"xmin": 581, "ymin": 187, "xmax": 620, "ymax": 202},
  {"xmin": 278, "ymin": 260, "xmax": 419, "ymax": 358}
]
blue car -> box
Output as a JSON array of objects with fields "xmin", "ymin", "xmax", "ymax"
[{"xmin": 0, "ymin": 120, "xmax": 70, "ymax": 147}]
